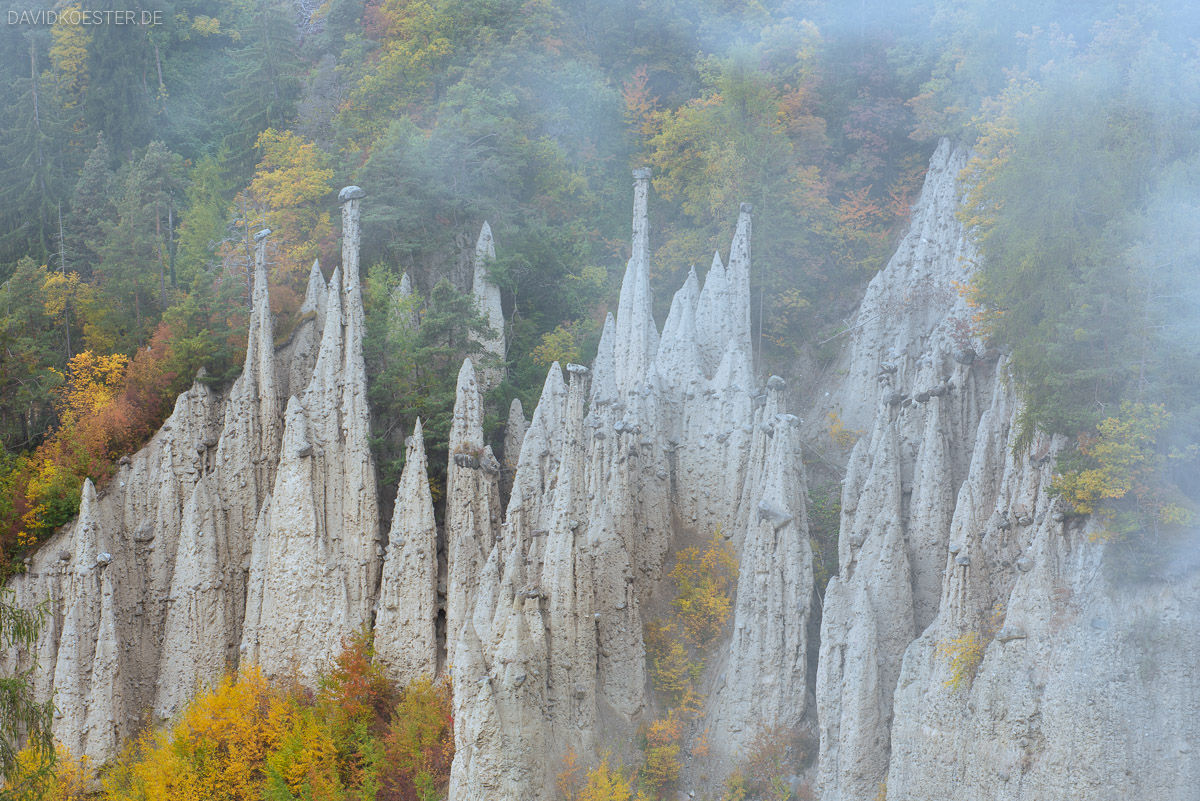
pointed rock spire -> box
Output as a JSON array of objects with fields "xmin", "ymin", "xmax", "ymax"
[
  {"xmin": 155, "ymin": 478, "xmax": 227, "ymax": 720},
  {"xmin": 695, "ymin": 251, "xmax": 732, "ymax": 375},
  {"xmin": 389, "ymin": 272, "xmax": 418, "ymax": 333},
  {"xmin": 301, "ymin": 258, "xmax": 327, "ymax": 318},
  {"xmin": 504, "ymin": 364, "xmax": 568, "ymax": 569},
  {"xmin": 726, "ymin": 203, "xmax": 753, "ymax": 369},
  {"xmin": 502, "ymin": 398, "xmax": 528, "ymax": 496},
  {"xmin": 614, "ymin": 169, "xmax": 660, "ymax": 398},
  {"xmin": 816, "ymin": 410, "xmax": 915, "ymax": 801},
  {"xmin": 819, "ymin": 583, "xmax": 888, "ymax": 801},
  {"xmin": 655, "ymin": 266, "xmax": 703, "ymax": 401},
  {"xmin": 540, "ymin": 365, "xmax": 598, "ymax": 746},
  {"xmin": 471, "ymin": 222, "xmax": 506, "ymax": 391},
  {"xmin": 447, "ymin": 620, "xmax": 505, "ymax": 801},
  {"xmin": 713, "ymin": 391, "xmax": 812, "ymax": 757},
  {"xmin": 340, "ymin": 186, "xmax": 366, "ymax": 349},
  {"xmin": 238, "ymin": 494, "xmax": 272, "ymax": 666},
  {"xmin": 589, "ymin": 314, "xmax": 617, "ymax": 406},
  {"xmin": 376, "ymin": 420, "xmax": 439, "ymax": 683},
  {"xmin": 51, "ymin": 479, "xmax": 104, "ymax": 756},
  {"xmin": 83, "ymin": 566, "xmax": 124, "ymax": 766},
  {"xmin": 248, "ymin": 230, "xmax": 281, "ymax": 489},
  {"xmin": 241, "ymin": 198, "xmax": 383, "ymax": 681},
  {"xmin": 446, "ymin": 359, "xmax": 503, "ymax": 648}
]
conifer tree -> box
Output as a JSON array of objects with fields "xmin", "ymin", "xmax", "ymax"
[
  {"xmin": 221, "ymin": 0, "xmax": 302, "ymax": 180},
  {"xmin": 0, "ymin": 35, "xmax": 68, "ymax": 273},
  {"xmin": 64, "ymin": 133, "xmax": 115, "ymax": 279}
]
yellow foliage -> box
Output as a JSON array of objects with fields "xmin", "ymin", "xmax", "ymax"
[
  {"xmin": 343, "ymin": 0, "xmax": 453, "ymax": 140},
  {"xmin": 646, "ymin": 635, "xmax": 702, "ymax": 711},
  {"xmin": 936, "ymin": 632, "xmax": 986, "ymax": 694},
  {"xmin": 49, "ymin": 7, "xmax": 91, "ymax": 111},
  {"xmin": 579, "ymin": 755, "xmax": 633, "ymax": 801},
  {"xmin": 532, "ymin": 323, "xmax": 582, "ymax": 368},
  {"xmin": 246, "ymin": 129, "xmax": 335, "ymax": 286},
  {"xmin": 190, "ymin": 15, "xmax": 222, "ymax": 36},
  {"xmin": 384, "ymin": 674, "xmax": 455, "ymax": 794},
  {"xmin": 41, "ymin": 270, "xmax": 82, "ymax": 320},
  {"xmin": 1050, "ymin": 402, "xmax": 1196, "ymax": 538},
  {"xmin": 958, "ymin": 76, "xmax": 1038, "ymax": 239},
  {"xmin": 58, "ymin": 350, "xmax": 129, "ymax": 425},
  {"xmin": 639, "ymin": 716, "xmax": 682, "ymax": 797},
  {"xmin": 12, "ymin": 745, "xmax": 90, "ymax": 801},
  {"xmin": 668, "ymin": 530, "xmax": 737, "ymax": 647},
  {"xmin": 265, "ymin": 699, "xmax": 345, "ymax": 800},
  {"xmin": 827, "ymin": 411, "xmax": 862, "ymax": 450},
  {"xmin": 105, "ymin": 666, "xmax": 285, "ymax": 801}
]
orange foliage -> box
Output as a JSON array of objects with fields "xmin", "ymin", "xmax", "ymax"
[
  {"xmin": 3, "ymin": 321, "xmax": 191, "ymax": 561},
  {"xmin": 319, "ymin": 629, "xmax": 396, "ymax": 731},
  {"xmin": 557, "ymin": 747, "xmax": 584, "ymax": 801},
  {"xmin": 622, "ymin": 65, "xmax": 659, "ymax": 137}
]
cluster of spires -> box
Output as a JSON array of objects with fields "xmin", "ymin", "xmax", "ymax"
[{"xmin": 7, "ymin": 172, "xmax": 815, "ymax": 799}]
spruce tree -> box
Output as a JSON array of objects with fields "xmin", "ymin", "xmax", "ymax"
[
  {"xmin": 221, "ymin": 0, "xmax": 303, "ymax": 180},
  {"xmin": 0, "ymin": 35, "xmax": 68, "ymax": 274},
  {"xmin": 65, "ymin": 133, "xmax": 116, "ymax": 279}
]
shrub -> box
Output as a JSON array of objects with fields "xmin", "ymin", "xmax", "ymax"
[
  {"xmin": 579, "ymin": 755, "xmax": 634, "ymax": 801},
  {"xmin": 638, "ymin": 716, "xmax": 682, "ymax": 798},
  {"xmin": 100, "ymin": 640, "xmax": 454, "ymax": 801},
  {"xmin": 645, "ymin": 632, "xmax": 703, "ymax": 711},
  {"xmin": 936, "ymin": 632, "xmax": 986, "ymax": 694},
  {"xmin": 827, "ymin": 411, "xmax": 861, "ymax": 450},
  {"xmin": 721, "ymin": 722, "xmax": 818, "ymax": 801},
  {"xmin": 807, "ymin": 483, "xmax": 841, "ymax": 599},
  {"xmin": 383, "ymin": 677, "xmax": 454, "ymax": 801},
  {"xmin": 11, "ymin": 746, "xmax": 89, "ymax": 801}
]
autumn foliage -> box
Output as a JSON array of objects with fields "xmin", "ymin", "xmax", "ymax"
[
  {"xmin": 635, "ymin": 532, "xmax": 737, "ymax": 799},
  {"xmin": 238, "ymin": 129, "xmax": 335, "ymax": 289},
  {"xmin": 1, "ymin": 320, "xmax": 206, "ymax": 562},
  {"xmin": 97, "ymin": 633, "xmax": 452, "ymax": 801},
  {"xmin": 721, "ymin": 722, "xmax": 818, "ymax": 801},
  {"xmin": 1050, "ymin": 402, "xmax": 1196, "ymax": 540}
]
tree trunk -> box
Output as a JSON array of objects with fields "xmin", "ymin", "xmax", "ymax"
[
  {"xmin": 157, "ymin": 204, "xmax": 167, "ymax": 308},
  {"xmin": 57, "ymin": 202, "xmax": 71, "ymax": 360}
]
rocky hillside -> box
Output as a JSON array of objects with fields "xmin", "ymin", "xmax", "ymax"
[{"xmin": 6, "ymin": 141, "xmax": 1197, "ymax": 800}]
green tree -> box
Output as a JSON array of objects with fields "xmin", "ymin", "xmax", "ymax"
[
  {"xmin": 0, "ymin": 35, "xmax": 70, "ymax": 274},
  {"xmin": 0, "ymin": 258, "xmax": 66, "ymax": 453},
  {"xmin": 91, "ymin": 142, "xmax": 185, "ymax": 351},
  {"xmin": 174, "ymin": 155, "xmax": 232, "ymax": 292},
  {"xmin": 364, "ymin": 273, "xmax": 493, "ymax": 491},
  {"xmin": 0, "ymin": 588, "xmax": 56, "ymax": 799},
  {"xmin": 64, "ymin": 133, "xmax": 116, "ymax": 280},
  {"xmin": 961, "ymin": 23, "xmax": 1200, "ymax": 441},
  {"xmin": 82, "ymin": 4, "xmax": 153, "ymax": 159},
  {"xmin": 221, "ymin": 0, "xmax": 302, "ymax": 179}
]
